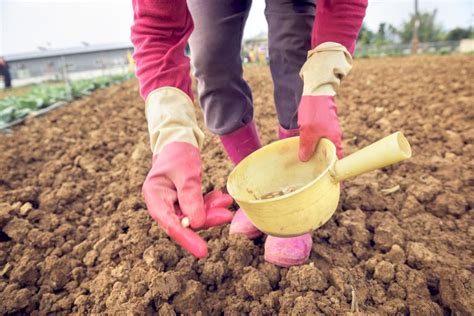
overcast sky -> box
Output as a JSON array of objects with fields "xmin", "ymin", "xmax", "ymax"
[{"xmin": 1, "ymin": 0, "xmax": 473, "ymax": 56}]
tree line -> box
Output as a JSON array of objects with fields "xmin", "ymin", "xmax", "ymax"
[{"xmin": 358, "ymin": 10, "xmax": 473, "ymax": 46}]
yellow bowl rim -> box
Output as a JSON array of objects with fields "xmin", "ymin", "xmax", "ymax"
[{"xmin": 227, "ymin": 137, "xmax": 338, "ymax": 204}]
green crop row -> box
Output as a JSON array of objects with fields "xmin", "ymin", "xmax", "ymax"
[{"xmin": 0, "ymin": 74, "xmax": 133, "ymax": 127}]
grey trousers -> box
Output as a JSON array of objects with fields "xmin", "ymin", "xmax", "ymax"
[{"xmin": 188, "ymin": 0, "xmax": 315, "ymax": 135}]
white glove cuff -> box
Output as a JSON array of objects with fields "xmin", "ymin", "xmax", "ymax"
[
  {"xmin": 300, "ymin": 42, "xmax": 353, "ymax": 96},
  {"xmin": 145, "ymin": 87, "xmax": 205, "ymax": 155}
]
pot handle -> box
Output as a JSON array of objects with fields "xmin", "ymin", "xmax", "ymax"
[{"xmin": 331, "ymin": 132, "xmax": 412, "ymax": 182}]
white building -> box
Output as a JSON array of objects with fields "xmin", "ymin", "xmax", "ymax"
[{"xmin": 4, "ymin": 43, "xmax": 134, "ymax": 86}]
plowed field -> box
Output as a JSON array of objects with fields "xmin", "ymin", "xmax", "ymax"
[{"xmin": 1, "ymin": 55, "xmax": 473, "ymax": 315}]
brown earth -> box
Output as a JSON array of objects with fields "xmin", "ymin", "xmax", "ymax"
[
  {"xmin": 0, "ymin": 85, "xmax": 34, "ymax": 99},
  {"xmin": 0, "ymin": 55, "xmax": 473, "ymax": 315}
]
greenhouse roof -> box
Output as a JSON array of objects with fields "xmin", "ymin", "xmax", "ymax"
[{"xmin": 4, "ymin": 42, "xmax": 134, "ymax": 62}]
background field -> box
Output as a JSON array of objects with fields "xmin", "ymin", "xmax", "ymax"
[{"xmin": 0, "ymin": 55, "xmax": 473, "ymax": 314}]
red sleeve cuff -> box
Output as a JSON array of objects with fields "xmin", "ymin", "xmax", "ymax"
[
  {"xmin": 312, "ymin": 0, "xmax": 368, "ymax": 55},
  {"xmin": 131, "ymin": 0, "xmax": 194, "ymax": 100}
]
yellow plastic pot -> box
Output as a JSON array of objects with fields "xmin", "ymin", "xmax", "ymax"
[{"xmin": 226, "ymin": 132, "xmax": 411, "ymax": 237}]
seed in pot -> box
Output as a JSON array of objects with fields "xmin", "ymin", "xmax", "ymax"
[
  {"xmin": 262, "ymin": 190, "xmax": 285, "ymax": 199},
  {"xmin": 260, "ymin": 185, "xmax": 300, "ymax": 199}
]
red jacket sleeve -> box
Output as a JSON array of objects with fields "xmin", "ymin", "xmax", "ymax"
[
  {"xmin": 131, "ymin": 0, "xmax": 193, "ymax": 100},
  {"xmin": 312, "ymin": 0, "xmax": 368, "ymax": 55}
]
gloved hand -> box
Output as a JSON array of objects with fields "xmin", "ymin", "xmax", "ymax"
[
  {"xmin": 298, "ymin": 42, "xmax": 353, "ymax": 161},
  {"xmin": 143, "ymin": 141, "xmax": 233, "ymax": 258},
  {"xmin": 298, "ymin": 95, "xmax": 343, "ymax": 161},
  {"xmin": 142, "ymin": 87, "xmax": 233, "ymax": 258}
]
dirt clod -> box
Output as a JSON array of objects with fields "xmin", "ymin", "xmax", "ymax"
[
  {"xmin": 406, "ymin": 242, "xmax": 436, "ymax": 269},
  {"xmin": 374, "ymin": 260, "xmax": 395, "ymax": 283},
  {"xmin": 238, "ymin": 267, "xmax": 272, "ymax": 298},
  {"xmin": 286, "ymin": 264, "xmax": 328, "ymax": 291}
]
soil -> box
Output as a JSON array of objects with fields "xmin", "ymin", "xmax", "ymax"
[
  {"xmin": 1, "ymin": 55, "xmax": 473, "ymax": 315},
  {"xmin": 0, "ymin": 85, "xmax": 33, "ymax": 99}
]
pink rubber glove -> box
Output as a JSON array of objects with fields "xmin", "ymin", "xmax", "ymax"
[
  {"xmin": 298, "ymin": 95, "xmax": 343, "ymax": 162},
  {"xmin": 142, "ymin": 141, "xmax": 233, "ymax": 258}
]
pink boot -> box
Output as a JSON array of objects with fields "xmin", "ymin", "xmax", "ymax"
[
  {"xmin": 278, "ymin": 125, "xmax": 299, "ymax": 139},
  {"xmin": 220, "ymin": 122, "xmax": 263, "ymax": 239},
  {"xmin": 220, "ymin": 121, "xmax": 261, "ymax": 165},
  {"xmin": 264, "ymin": 234, "xmax": 313, "ymax": 267},
  {"xmin": 229, "ymin": 208, "xmax": 262, "ymax": 239},
  {"xmin": 264, "ymin": 125, "xmax": 312, "ymax": 267}
]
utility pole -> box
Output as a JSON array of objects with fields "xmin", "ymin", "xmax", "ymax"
[
  {"xmin": 411, "ymin": 0, "xmax": 420, "ymax": 54},
  {"xmin": 60, "ymin": 56, "xmax": 73, "ymax": 100}
]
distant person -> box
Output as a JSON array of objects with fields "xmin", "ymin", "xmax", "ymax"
[
  {"xmin": 0, "ymin": 58, "xmax": 12, "ymax": 89},
  {"xmin": 131, "ymin": 0, "xmax": 367, "ymax": 267}
]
